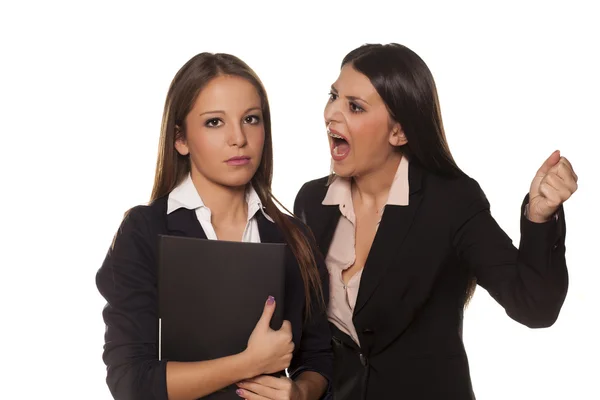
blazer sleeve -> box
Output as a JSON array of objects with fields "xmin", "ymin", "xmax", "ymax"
[
  {"xmin": 96, "ymin": 207, "xmax": 168, "ymax": 400},
  {"xmin": 287, "ymin": 217, "xmax": 334, "ymax": 398},
  {"xmin": 452, "ymin": 178, "xmax": 568, "ymax": 328}
]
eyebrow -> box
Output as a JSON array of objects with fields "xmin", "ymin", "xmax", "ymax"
[
  {"xmin": 199, "ymin": 106, "xmax": 261, "ymax": 117},
  {"xmin": 330, "ymin": 85, "xmax": 370, "ymax": 105}
]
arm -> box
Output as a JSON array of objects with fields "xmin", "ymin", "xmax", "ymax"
[
  {"xmin": 293, "ymin": 188, "xmax": 333, "ymax": 396},
  {"xmin": 96, "ymin": 208, "xmax": 285, "ymax": 400},
  {"xmin": 236, "ymin": 255, "xmax": 332, "ymax": 400},
  {"xmin": 288, "ymin": 242, "xmax": 333, "ymax": 399},
  {"xmin": 452, "ymin": 178, "xmax": 568, "ymax": 328},
  {"xmin": 237, "ymin": 199, "xmax": 333, "ymax": 399},
  {"xmin": 166, "ymin": 354, "xmax": 262, "ymax": 400},
  {"xmin": 294, "ymin": 371, "xmax": 329, "ymax": 399}
]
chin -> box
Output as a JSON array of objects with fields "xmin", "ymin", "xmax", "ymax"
[
  {"xmin": 222, "ymin": 177, "xmax": 254, "ymax": 188},
  {"xmin": 332, "ymin": 162, "xmax": 356, "ymax": 179},
  {"xmin": 219, "ymin": 170, "xmax": 257, "ymax": 188}
]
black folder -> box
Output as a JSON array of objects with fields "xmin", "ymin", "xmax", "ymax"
[{"xmin": 157, "ymin": 235, "xmax": 287, "ymax": 398}]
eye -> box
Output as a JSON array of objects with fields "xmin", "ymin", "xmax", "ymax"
[
  {"xmin": 349, "ymin": 102, "xmax": 364, "ymax": 113},
  {"xmin": 328, "ymin": 92, "xmax": 338, "ymax": 102},
  {"xmin": 205, "ymin": 118, "xmax": 223, "ymax": 128},
  {"xmin": 244, "ymin": 115, "xmax": 261, "ymax": 124}
]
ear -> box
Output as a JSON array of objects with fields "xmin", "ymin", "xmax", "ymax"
[
  {"xmin": 389, "ymin": 122, "xmax": 407, "ymax": 147},
  {"xmin": 174, "ymin": 125, "xmax": 190, "ymax": 156}
]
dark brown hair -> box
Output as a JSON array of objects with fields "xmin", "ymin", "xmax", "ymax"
[
  {"xmin": 151, "ymin": 52, "xmax": 324, "ymax": 316},
  {"xmin": 342, "ymin": 43, "xmax": 476, "ymax": 305}
]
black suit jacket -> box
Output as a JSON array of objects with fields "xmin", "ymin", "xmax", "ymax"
[
  {"xmin": 96, "ymin": 196, "xmax": 333, "ymax": 400},
  {"xmin": 293, "ymin": 162, "xmax": 568, "ymax": 400}
]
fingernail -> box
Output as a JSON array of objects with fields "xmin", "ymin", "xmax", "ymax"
[
  {"xmin": 267, "ymin": 296, "xmax": 275, "ymax": 305},
  {"xmin": 236, "ymin": 389, "xmax": 244, "ymax": 396}
]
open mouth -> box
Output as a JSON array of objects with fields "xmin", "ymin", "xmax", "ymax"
[{"xmin": 329, "ymin": 130, "xmax": 350, "ymax": 160}]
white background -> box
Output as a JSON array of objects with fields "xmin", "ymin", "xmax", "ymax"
[{"xmin": 1, "ymin": 1, "xmax": 598, "ymax": 399}]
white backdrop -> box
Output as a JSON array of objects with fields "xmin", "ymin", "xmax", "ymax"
[{"xmin": 1, "ymin": 1, "xmax": 598, "ymax": 399}]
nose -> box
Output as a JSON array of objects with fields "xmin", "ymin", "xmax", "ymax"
[
  {"xmin": 226, "ymin": 122, "xmax": 248, "ymax": 148},
  {"xmin": 324, "ymin": 98, "xmax": 343, "ymax": 126}
]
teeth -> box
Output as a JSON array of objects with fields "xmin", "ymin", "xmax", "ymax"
[{"xmin": 328, "ymin": 132, "xmax": 344, "ymax": 140}]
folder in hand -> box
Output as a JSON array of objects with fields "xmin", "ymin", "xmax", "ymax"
[{"xmin": 157, "ymin": 234, "xmax": 287, "ymax": 365}]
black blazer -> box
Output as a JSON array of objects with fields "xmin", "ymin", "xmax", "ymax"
[
  {"xmin": 293, "ymin": 162, "xmax": 568, "ymax": 400},
  {"xmin": 96, "ymin": 196, "xmax": 333, "ymax": 400}
]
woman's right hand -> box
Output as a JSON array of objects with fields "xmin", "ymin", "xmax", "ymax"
[{"xmin": 245, "ymin": 296, "xmax": 294, "ymax": 375}]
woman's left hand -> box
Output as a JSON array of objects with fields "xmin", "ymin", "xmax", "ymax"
[
  {"xmin": 528, "ymin": 150, "xmax": 578, "ymax": 223},
  {"xmin": 236, "ymin": 375, "xmax": 303, "ymax": 400}
]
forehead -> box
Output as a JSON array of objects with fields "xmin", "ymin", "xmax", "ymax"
[
  {"xmin": 193, "ymin": 75, "xmax": 261, "ymax": 111},
  {"xmin": 333, "ymin": 65, "xmax": 379, "ymax": 101}
]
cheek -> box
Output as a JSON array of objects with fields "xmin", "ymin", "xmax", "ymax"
[
  {"xmin": 351, "ymin": 117, "xmax": 389, "ymax": 153},
  {"xmin": 248, "ymin": 128, "xmax": 266, "ymax": 152},
  {"xmin": 186, "ymin": 131, "xmax": 220, "ymax": 162}
]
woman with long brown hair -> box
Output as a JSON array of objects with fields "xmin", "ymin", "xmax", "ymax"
[
  {"xmin": 96, "ymin": 52, "xmax": 332, "ymax": 400},
  {"xmin": 294, "ymin": 43, "xmax": 578, "ymax": 399}
]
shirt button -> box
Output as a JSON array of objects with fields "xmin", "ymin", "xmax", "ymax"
[{"xmin": 342, "ymin": 285, "xmax": 347, "ymax": 290}]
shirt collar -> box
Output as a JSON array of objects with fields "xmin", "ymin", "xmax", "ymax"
[
  {"xmin": 167, "ymin": 174, "xmax": 274, "ymax": 222},
  {"xmin": 246, "ymin": 184, "xmax": 274, "ymax": 223},
  {"xmin": 322, "ymin": 155, "xmax": 410, "ymax": 207}
]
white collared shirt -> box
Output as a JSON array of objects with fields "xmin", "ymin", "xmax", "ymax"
[{"xmin": 167, "ymin": 174, "xmax": 274, "ymax": 242}]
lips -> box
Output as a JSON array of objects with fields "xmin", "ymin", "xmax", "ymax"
[
  {"xmin": 328, "ymin": 127, "xmax": 350, "ymax": 161},
  {"xmin": 328, "ymin": 127, "xmax": 348, "ymax": 142},
  {"xmin": 225, "ymin": 156, "xmax": 251, "ymax": 166}
]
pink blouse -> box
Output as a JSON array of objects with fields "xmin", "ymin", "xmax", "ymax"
[{"xmin": 322, "ymin": 157, "xmax": 410, "ymax": 345}]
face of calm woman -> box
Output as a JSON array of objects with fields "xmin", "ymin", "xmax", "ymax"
[
  {"xmin": 324, "ymin": 64, "xmax": 407, "ymax": 179},
  {"xmin": 174, "ymin": 74, "xmax": 265, "ymax": 189}
]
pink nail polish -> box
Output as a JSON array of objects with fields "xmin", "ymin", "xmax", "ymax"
[
  {"xmin": 267, "ymin": 296, "xmax": 275, "ymax": 305},
  {"xmin": 236, "ymin": 388, "xmax": 244, "ymax": 396}
]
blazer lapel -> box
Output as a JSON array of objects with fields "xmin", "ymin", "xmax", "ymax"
[
  {"xmin": 353, "ymin": 162, "xmax": 425, "ymax": 316},
  {"xmin": 314, "ymin": 205, "xmax": 341, "ymax": 256},
  {"xmin": 256, "ymin": 212, "xmax": 284, "ymax": 244},
  {"xmin": 166, "ymin": 208, "xmax": 208, "ymax": 239}
]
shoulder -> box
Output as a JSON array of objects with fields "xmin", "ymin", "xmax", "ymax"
[
  {"xmin": 294, "ymin": 176, "xmax": 329, "ymax": 215},
  {"xmin": 295, "ymin": 176, "xmax": 329, "ymax": 203},
  {"xmin": 425, "ymin": 172, "xmax": 491, "ymax": 231},
  {"xmin": 122, "ymin": 196, "xmax": 167, "ymax": 228},
  {"xmin": 452, "ymin": 174, "xmax": 488, "ymax": 207},
  {"xmin": 424, "ymin": 171, "xmax": 488, "ymax": 206},
  {"xmin": 112, "ymin": 196, "xmax": 168, "ymax": 248},
  {"xmin": 98, "ymin": 198, "xmax": 168, "ymax": 299}
]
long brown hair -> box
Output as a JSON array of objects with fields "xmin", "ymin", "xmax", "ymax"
[
  {"xmin": 150, "ymin": 52, "xmax": 324, "ymax": 317},
  {"xmin": 342, "ymin": 43, "xmax": 477, "ymax": 306}
]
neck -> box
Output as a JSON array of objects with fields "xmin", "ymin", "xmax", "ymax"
[
  {"xmin": 352, "ymin": 153, "xmax": 402, "ymax": 209},
  {"xmin": 190, "ymin": 171, "xmax": 248, "ymax": 225}
]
